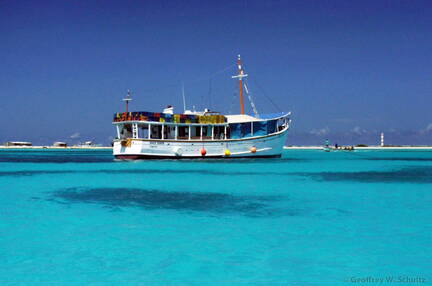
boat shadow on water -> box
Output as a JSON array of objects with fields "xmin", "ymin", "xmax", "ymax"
[
  {"xmin": 45, "ymin": 187, "xmax": 301, "ymax": 217},
  {"xmin": 38, "ymin": 187, "xmax": 351, "ymax": 219},
  {"xmin": 42, "ymin": 187, "xmax": 351, "ymax": 219}
]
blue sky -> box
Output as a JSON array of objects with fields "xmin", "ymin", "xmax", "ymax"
[{"xmin": 1, "ymin": 0, "xmax": 431, "ymax": 146}]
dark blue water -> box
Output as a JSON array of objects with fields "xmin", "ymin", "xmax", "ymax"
[{"xmin": 0, "ymin": 149, "xmax": 430, "ymax": 285}]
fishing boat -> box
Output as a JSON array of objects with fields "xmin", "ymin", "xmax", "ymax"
[{"xmin": 112, "ymin": 55, "xmax": 291, "ymax": 159}]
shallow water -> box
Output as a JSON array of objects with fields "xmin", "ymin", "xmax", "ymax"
[{"xmin": 0, "ymin": 149, "xmax": 431, "ymax": 285}]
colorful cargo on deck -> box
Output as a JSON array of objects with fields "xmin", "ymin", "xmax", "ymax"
[{"xmin": 113, "ymin": 111, "xmax": 227, "ymax": 124}]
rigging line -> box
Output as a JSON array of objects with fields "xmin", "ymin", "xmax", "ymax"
[
  {"xmin": 227, "ymin": 82, "xmax": 238, "ymax": 115},
  {"xmin": 243, "ymin": 80, "xmax": 259, "ymax": 117},
  {"xmin": 210, "ymin": 63, "xmax": 237, "ymax": 78},
  {"xmin": 191, "ymin": 63, "xmax": 236, "ymax": 110},
  {"xmin": 185, "ymin": 63, "xmax": 237, "ymax": 84},
  {"xmin": 250, "ymin": 77, "xmax": 282, "ymax": 112},
  {"xmin": 138, "ymin": 64, "xmax": 236, "ymax": 94}
]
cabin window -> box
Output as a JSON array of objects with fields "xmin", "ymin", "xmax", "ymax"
[
  {"xmin": 193, "ymin": 126, "xmax": 201, "ymax": 139},
  {"xmin": 213, "ymin": 126, "xmax": 225, "ymax": 140},
  {"xmin": 201, "ymin": 126, "xmax": 212, "ymax": 139},
  {"xmin": 229, "ymin": 123, "xmax": 254, "ymax": 139},
  {"xmin": 229, "ymin": 123, "xmax": 241, "ymax": 139},
  {"xmin": 151, "ymin": 125, "xmax": 162, "ymax": 139},
  {"xmin": 202, "ymin": 126, "xmax": 207, "ymax": 137},
  {"xmin": 138, "ymin": 124, "xmax": 149, "ymax": 139},
  {"xmin": 253, "ymin": 121, "xmax": 267, "ymax": 136},
  {"xmin": 267, "ymin": 120, "xmax": 277, "ymax": 134},
  {"xmin": 277, "ymin": 118, "xmax": 287, "ymax": 131},
  {"xmin": 164, "ymin": 125, "xmax": 176, "ymax": 139},
  {"xmin": 178, "ymin": 126, "xmax": 188, "ymax": 139},
  {"xmin": 120, "ymin": 124, "xmax": 132, "ymax": 139},
  {"xmin": 207, "ymin": 126, "xmax": 213, "ymax": 138},
  {"xmin": 240, "ymin": 123, "xmax": 252, "ymax": 138}
]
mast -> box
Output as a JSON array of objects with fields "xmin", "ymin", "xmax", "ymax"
[
  {"xmin": 231, "ymin": 54, "xmax": 248, "ymax": 114},
  {"xmin": 123, "ymin": 89, "xmax": 132, "ymax": 113}
]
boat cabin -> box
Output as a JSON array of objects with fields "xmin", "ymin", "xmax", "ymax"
[{"xmin": 113, "ymin": 110, "xmax": 289, "ymax": 141}]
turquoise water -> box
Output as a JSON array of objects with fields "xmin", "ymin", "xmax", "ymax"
[{"xmin": 0, "ymin": 149, "xmax": 431, "ymax": 285}]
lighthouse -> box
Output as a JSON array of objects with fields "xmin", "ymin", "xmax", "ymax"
[{"xmin": 380, "ymin": 132, "xmax": 384, "ymax": 147}]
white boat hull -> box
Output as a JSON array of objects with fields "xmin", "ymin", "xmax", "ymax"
[{"xmin": 113, "ymin": 128, "xmax": 289, "ymax": 159}]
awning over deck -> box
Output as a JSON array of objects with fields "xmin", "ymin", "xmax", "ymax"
[
  {"xmin": 226, "ymin": 112, "xmax": 289, "ymax": 123},
  {"xmin": 225, "ymin": 114, "xmax": 261, "ymax": 123},
  {"xmin": 258, "ymin": 112, "xmax": 289, "ymax": 120}
]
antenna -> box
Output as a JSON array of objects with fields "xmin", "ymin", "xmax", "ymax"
[
  {"xmin": 181, "ymin": 82, "xmax": 186, "ymax": 112},
  {"xmin": 123, "ymin": 89, "xmax": 133, "ymax": 113},
  {"xmin": 231, "ymin": 54, "xmax": 248, "ymax": 114}
]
